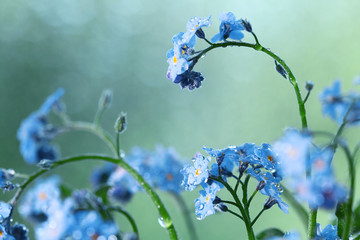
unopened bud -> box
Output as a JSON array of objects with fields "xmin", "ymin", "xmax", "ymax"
[
  {"xmin": 264, "ymin": 197, "xmax": 277, "ymax": 210},
  {"xmin": 256, "ymin": 180, "xmax": 266, "ymax": 191},
  {"xmin": 195, "ymin": 28, "xmax": 206, "ymax": 39},
  {"xmin": 305, "ymin": 81, "xmax": 314, "ymax": 91},
  {"xmin": 214, "ymin": 203, "xmax": 228, "ymax": 212},
  {"xmin": 114, "ymin": 112, "xmax": 127, "ymax": 134},
  {"xmin": 275, "ymin": 60, "xmax": 287, "ymax": 79},
  {"xmin": 241, "ymin": 19, "xmax": 252, "ymax": 32},
  {"xmin": 98, "ymin": 89, "xmax": 113, "ymax": 110}
]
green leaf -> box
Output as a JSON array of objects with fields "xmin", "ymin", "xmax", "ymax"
[
  {"xmin": 256, "ymin": 228, "xmax": 284, "ymax": 240},
  {"xmin": 336, "ymin": 202, "xmax": 346, "ymax": 237},
  {"xmin": 94, "ymin": 185, "xmax": 111, "ymax": 205},
  {"xmin": 352, "ymin": 201, "xmax": 360, "ymax": 233},
  {"xmin": 60, "ymin": 184, "xmax": 73, "ymax": 198}
]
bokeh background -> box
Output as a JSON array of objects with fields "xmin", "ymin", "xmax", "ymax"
[{"xmin": 1, "ymin": 0, "xmax": 360, "ymax": 239}]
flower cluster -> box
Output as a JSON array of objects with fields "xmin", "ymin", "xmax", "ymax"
[
  {"xmin": 166, "ymin": 12, "xmax": 248, "ymax": 90},
  {"xmin": 19, "ymin": 176, "xmax": 120, "ymax": 240},
  {"xmin": 319, "ymin": 80, "xmax": 360, "ymax": 125},
  {"xmin": 273, "ymin": 129, "xmax": 346, "ymax": 209},
  {"xmin": 17, "ymin": 89, "xmax": 65, "ymax": 165},
  {"xmin": 91, "ymin": 145, "xmax": 185, "ymax": 204},
  {"xmin": 182, "ymin": 143, "xmax": 288, "ymax": 220}
]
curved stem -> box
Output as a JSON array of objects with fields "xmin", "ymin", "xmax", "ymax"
[
  {"xmin": 10, "ymin": 155, "xmax": 178, "ymax": 240},
  {"xmin": 247, "ymin": 190, "xmax": 258, "ymax": 207},
  {"xmin": 171, "ymin": 193, "xmax": 199, "ymax": 240},
  {"xmin": 251, "ymin": 208, "xmax": 265, "ymax": 227},
  {"xmin": 228, "ymin": 209, "xmax": 244, "ymax": 221},
  {"xmin": 108, "ymin": 206, "xmax": 139, "ymax": 237},
  {"xmin": 191, "ymin": 40, "xmax": 308, "ymax": 129},
  {"xmin": 339, "ymin": 144, "xmax": 356, "ymax": 240},
  {"xmin": 220, "ymin": 200, "xmax": 238, "ymax": 208}
]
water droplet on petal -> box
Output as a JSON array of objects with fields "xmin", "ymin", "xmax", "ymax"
[{"xmin": 199, "ymin": 204, "xmax": 204, "ymax": 210}]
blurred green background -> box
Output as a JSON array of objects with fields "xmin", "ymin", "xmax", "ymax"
[{"xmin": 1, "ymin": 0, "xmax": 360, "ymax": 239}]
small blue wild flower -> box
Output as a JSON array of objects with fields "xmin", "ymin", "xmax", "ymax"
[
  {"xmin": 194, "ymin": 182, "xmax": 221, "ymax": 220},
  {"xmin": 315, "ymin": 223, "xmax": 340, "ymax": 240},
  {"xmin": 181, "ymin": 153, "xmax": 211, "ymax": 191},
  {"xmin": 0, "ymin": 202, "xmax": 12, "ymax": 223},
  {"xmin": 211, "ymin": 12, "xmax": 245, "ymax": 43},
  {"xmin": 0, "ymin": 225, "xmax": 15, "ymax": 240},
  {"xmin": 17, "ymin": 88, "xmax": 64, "ymax": 164},
  {"xmin": 19, "ymin": 176, "xmax": 62, "ymax": 223}
]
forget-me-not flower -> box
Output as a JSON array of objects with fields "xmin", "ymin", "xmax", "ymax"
[{"xmin": 211, "ymin": 12, "xmax": 245, "ymax": 43}]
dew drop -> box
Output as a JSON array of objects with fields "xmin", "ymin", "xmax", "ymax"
[
  {"xmin": 158, "ymin": 217, "xmax": 166, "ymax": 228},
  {"xmin": 199, "ymin": 204, "xmax": 204, "ymax": 210},
  {"xmin": 196, "ymin": 216, "xmax": 202, "ymax": 220}
]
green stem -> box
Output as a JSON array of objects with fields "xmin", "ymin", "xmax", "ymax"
[
  {"xmin": 116, "ymin": 132, "xmax": 120, "ymax": 158},
  {"xmin": 228, "ymin": 209, "xmax": 244, "ymax": 221},
  {"xmin": 251, "ymin": 208, "xmax": 265, "ymax": 227},
  {"xmin": 220, "ymin": 200, "xmax": 238, "ymax": 208},
  {"xmin": 247, "ymin": 190, "xmax": 258, "ymax": 207},
  {"xmin": 108, "ymin": 206, "xmax": 139, "ymax": 237},
  {"xmin": 340, "ymin": 144, "xmax": 356, "ymax": 240},
  {"xmin": 94, "ymin": 108, "xmax": 105, "ymax": 127},
  {"xmin": 307, "ymin": 209, "xmax": 318, "ymax": 239},
  {"xmin": 210, "ymin": 176, "xmax": 255, "ymax": 240},
  {"xmin": 10, "ymin": 155, "xmax": 178, "ymax": 240},
  {"xmin": 190, "ymin": 40, "xmax": 308, "ymax": 129},
  {"xmin": 171, "ymin": 194, "xmax": 199, "ymax": 240},
  {"xmin": 242, "ymin": 175, "xmax": 250, "ymax": 214}
]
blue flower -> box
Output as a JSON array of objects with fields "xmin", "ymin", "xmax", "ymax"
[
  {"xmin": 194, "ymin": 182, "xmax": 221, "ymax": 220},
  {"xmin": 273, "ymin": 128, "xmax": 312, "ymax": 179},
  {"xmin": 0, "ymin": 225, "xmax": 15, "ymax": 240},
  {"xmin": 166, "ymin": 16, "xmax": 211, "ymax": 89},
  {"xmin": 0, "ymin": 169, "xmax": 15, "ymax": 192},
  {"xmin": 211, "ymin": 12, "xmax": 245, "ymax": 43},
  {"xmin": 63, "ymin": 211, "xmax": 119, "ymax": 240},
  {"xmin": 17, "ymin": 89, "xmax": 64, "ymax": 164},
  {"xmin": 107, "ymin": 167, "xmax": 140, "ymax": 203},
  {"xmin": 10, "ymin": 223, "xmax": 29, "ymax": 240},
  {"xmin": 181, "ymin": 153, "xmax": 211, "ymax": 191},
  {"xmin": 315, "ymin": 223, "xmax": 340, "ymax": 240},
  {"xmin": 255, "ymin": 143, "xmax": 279, "ymax": 171},
  {"xmin": 19, "ymin": 176, "xmax": 62, "ymax": 223},
  {"xmin": 90, "ymin": 163, "xmax": 117, "ymax": 188},
  {"xmin": 0, "ymin": 202, "xmax": 12, "ymax": 222},
  {"xmin": 318, "ymin": 80, "xmax": 360, "ymax": 125}
]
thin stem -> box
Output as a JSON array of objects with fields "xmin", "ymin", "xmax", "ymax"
[
  {"xmin": 234, "ymin": 171, "xmax": 243, "ymax": 193},
  {"xmin": 339, "ymin": 144, "xmax": 356, "ymax": 240},
  {"xmin": 14, "ymin": 173, "xmax": 29, "ymax": 179},
  {"xmin": 65, "ymin": 121, "xmax": 117, "ymax": 156},
  {"xmin": 108, "ymin": 206, "xmax": 139, "ymax": 236},
  {"xmin": 220, "ymin": 200, "xmax": 238, "ymax": 208},
  {"xmin": 303, "ymin": 90, "xmax": 311, "ymax": 104},
  {"xmin": 251, "ymin": 32, "xmax": 260, "ymax": 45},
  {"xmin": 116, "ymin": 132, "xmax": 120, "ymax": 158},
  {"xmin": 210, "ymin": 176, "xmax": 255, "ymax": 240},
  {"xmin": 204, "ymin": 38, "xmax": 213, "ymax": 46},
  {"xmin": 171, "ymin": 194, "xmax": 199, "ymax": 240},
  {"xmin": 251, "ymin": 208, "xmax": 265, "ymax": 226},
  {"xmin": 94, "ymin": 108, "xmax": 105, "ymax": 127},
  {"xmin": 307, "ymin": 209, "xmax": 318, "ymax": 239},
  {"xmin": 247, "ymin": 190, "xmax": 258, "ymax": 207},
  {"xmin": 228, "ymin": 209, "xmax": 244, "ymax": 221},
  {"xmin": 10, "ymin": 155, "xmax": 178, "ymax": 240},
  {"xmin": 190, "ymin": 40, "xmax": 308, "ymax": 129},
  {"xmin": 242, "ymin": 175, "xmax": 250, "ymax": 214}
]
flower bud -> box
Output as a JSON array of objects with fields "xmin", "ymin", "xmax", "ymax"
[
  {"xmin": 264, "ymin": 197, "xmax": 277, "ymax": 210},
  {"xmin": 274, "ymin": 60, "xmax": 287, "ymax": 79},
  {"xmin": 305, "ymin": 81, "xmax": 314, "ymax": 91},
  {"xmin": 256, "ymin": 180, "xmax": 265, "ymax": 191},
  {"xmin": 195, "ymin": 28, "xmax": 206, "ymax": 39},
  {"xmin": 98, "ymin": 89, "xmax": 113, "ymax": 110},
  {"xmin": 241, "ymin": 19, "xmax": 252, "ymax": 32},
  {"xmin": 114, "ymin": 112, "xmax": 127, "ymax": 134}
]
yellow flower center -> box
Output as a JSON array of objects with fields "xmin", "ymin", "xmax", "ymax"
[
  {"xmin": 195, "ymin": 168, "xmax": 201, "ymax": 176},
  {"xmin": 267, "ymin": 155, "xmax": 274, "ymax": 162},
  {"xmin": 173, "ymin": 56, "xmax": 177, "ymax": 63},
  {"xmin": 206, "ymin": 196, "xmax": 210, "ymax": 202},
  {"xmin": 39, "ymin": 192, "xmax": 47, "ymax": 200}
]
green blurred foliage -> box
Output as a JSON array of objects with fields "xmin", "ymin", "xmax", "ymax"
[{"xmin": 1, "ymin": 0, "xmax": 360, "ymax": 239}]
